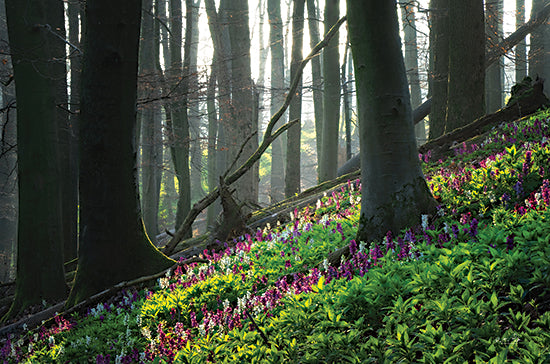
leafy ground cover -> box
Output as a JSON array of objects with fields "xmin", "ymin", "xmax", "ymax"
[{"xmin": 2, "ymin": 109, "xmax": 550, "ymax": 363}]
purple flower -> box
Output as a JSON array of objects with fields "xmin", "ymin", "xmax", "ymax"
[
  {"xmin": 506, "ymin": 234, "xmax": 515, "ymax": 251},
  {"xmin": 513, "ymin": 179, "xmax": 524, "ymax": 197}
]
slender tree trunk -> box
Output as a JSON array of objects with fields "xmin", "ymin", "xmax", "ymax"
[
  {"xmin": 445, "ymin": 0, "xmax": 485, "ymax": 133},
  {"xmin": 168, "ymin": 0, "xmax": 191, "ymax": 235},
  {"xmin": 206, "ymin": 63, "xmax": 218, "ymax": 227},
  {"xmin": 268, "ymin": 0, "xmax": 286, "ymax": 203},
  {"xmin": 188, "ymin": 0, "xmax": 204, "ymax": 203},
  {"xmin": 140, "ymin": 0, "xmax": 162, "ymax": 238},
  {"xmin": 485, "ymin": 0, "xmax": 504, "ymax": 113},
  {"xmin": 3, "ymin": 0, "xmax": 69, "ymax": 318},
  {"xmin": 516, "ymin": 0, "xmax": 527, "ymax": 82},
  {"xmin": 400, "ymin": 3, "xmax": 425, "ymax": 144},
  {"xmin": 319, "ymin": 0, "xmax": 340, "ymax": 182},
  {"xmin": 347, "ymin": 0, "xmax": 437, "ymax": 244},
  {"xmin": 341, "ymin": 40, "xmax": 353, "ymax": 161},
  {"xmin": 64, "ymin": 0, "xmax": 82, "ymax": 264},
  {"xmin": 529, "ymin": 0, "xmax": 550, "ymax": 80},
  {"xmin": 428, "ymin": 0, "xmax": 449, "ymax": 140},
  {"xmin": 285, "ymin": 0, "xmax": 304, "ymax": 198},
  {"xmin": 306, "ymin": 0, "xmax": 324, "ymax": 170},
  {"xmin": 227, "ymin": 0, "xmax": 258, "ymax": 206},
  {"xmin": 67, "ymin": 0, "xmax": 174, "ymax": 306}
]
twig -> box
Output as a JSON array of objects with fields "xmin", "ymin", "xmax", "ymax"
[{"xmin": 245, "ymin": 310, "xmax": 270, "ymax": 347}]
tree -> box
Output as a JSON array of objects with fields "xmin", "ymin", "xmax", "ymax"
[
  {"xmin": 285, "ymin": 0, "xmax": 305, "ymax": 198},
  {"xmin": 346, "ymin": 0, "xmax": 437, "ymax": 243},
  {"xmin": 268, "ymin": 0, "xmax": 286, "ymax": 203},
  {"xmin": 319, "ymin": 0, "xmax": 340, "ymax": 182},
  {"xmin": 516, "ymin": 0, "xmax": 527, "ymax": 82},
  {"xmin": 306, "ymin": 0, "xmax": 324, "ymax": 167},
  {"xmin": 445, "ymin": 0, "xmax": 485, "ymax": 133},
  {"xmin": 140, "ymin": 0, "xmax": 163, "ymax": 238},
  {"xmin": 400, "ymin": 3, "xmax": 425, "ymax": 144},
  {"xmin": 428, "ymin": 0, "xmax": 449, "ymax": 140},
  {"xmin": 3, "ymin": 0, "xmax": 68, "ymax": 318},
  {"xmin": 67, "ymin": 0, "xmax": 174, "ymax": 306},
  {"xmin": 485, "ymin": 0, "xmax": 504, "ymax": 113},
  {"xmin": 529, "ymin": 0, "xmax": 550, "ymax": 80},
  {"xmin": 227, "ymin": 0, "xmax": 258, "ymax": 206}
]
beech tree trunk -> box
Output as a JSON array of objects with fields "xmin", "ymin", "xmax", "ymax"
[
  {"xmin": 3, "ymin": 0, "xmax": 69, "ymax": 319},
  {"xmin": 285, "ymin": 0, "xmax": 305, "ymax": 198},
  {"xmin": 268, "ymin": 0, "xmax": 286, "ymax": 203},
  {"xmin": 516, "ymin": 0, "xmax": 527, "ymax": 82},
  {"xmin": 347, "ymin": 0, "xmax": 437, "ymax": 243},
  {"xmin": 319, "ymin": 0, "xmax": 340, "ymax": 182},
  {"xmin": 445, "ymin": 0, "xmax": 485, "ymax": 133},
  {"xmin": 67, "ymin": 0, "xmax": 174, "ymax": 306},
  {"xmin": 529, "ymin": 0, "xmax": 550, "ymax": 80},
  {"xmin": 485, "ymin": 0, "xmax": 504, "ymax": 113}
]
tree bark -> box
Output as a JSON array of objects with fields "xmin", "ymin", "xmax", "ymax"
[
  {"xmin": 485, "ymin": 0, "xmax": 504, "ymax": 113},
  {"xmin": 285, "ymin": 0, "xmax": 305, "ymax": 198},
  {"xmin": 347, "ymin": 0, "xmax": 437, "ymax": 244},
  {"xmin": 319, "ymin": 0, "xmax": 340, "ymax": 183},
  {"xmin": 428, "ymin": 0, "xmax": 449, "ymax": 140},
  {"xmin": 66, "ymin": 0, "xmax": 174, "ymax": 307},
  {"xmin": 529, "ymin": 0, "xmax": 550, "ymax": 81},
  {"xmin": 445, "ymin": 0, "xmax": 485, "ymax": 133},
  {"xmin": 268, "ymin": 0, "xmax": 286, "ymax": 203},
  {"xmin": 516, "ymin": 0, "xmax": 527, "ymax": 83}
]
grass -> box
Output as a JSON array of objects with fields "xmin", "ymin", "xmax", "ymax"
[{"xmin": 2, "ymin": 109, "xmax": 550, "ymax": 363}]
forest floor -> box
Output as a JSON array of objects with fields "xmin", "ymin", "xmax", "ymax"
[{"xmin": 1, "ymin": 108, "xmax": 550, "ymax": 362}]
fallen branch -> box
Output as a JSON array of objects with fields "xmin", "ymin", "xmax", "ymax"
[{"xmin": 163, "ymin": 15, "xmax": 348, "ymax": 255}]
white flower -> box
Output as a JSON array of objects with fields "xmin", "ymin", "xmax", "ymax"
[
  {"xmin": 322, "ymin": 258, "xmax": 329, "ymax": 271},
  {"xmin": 49, "ymin": 336, "xmax": 55, "ymax": 346},
  {"xmin": 421, "ymin": 214, "xmax": 429, "ymax": 230},
  {"xmin": 141, "ymin": 327, "xmax": 151, "ymax": 339}
]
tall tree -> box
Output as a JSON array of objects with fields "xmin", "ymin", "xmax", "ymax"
[
  {"xmin": 529, "ymin": 0, "xmax": 550, "ymax": 80},
  {"xmin": 516, "ymin": 0, "xmax": 528, "ymax": 82},
  {"xmin": 67, "ymin": 0, "xmax": 174, "ymax": 306},
  {"xmin": 319, "ymin": 0, "xmax": 340, "ymax": 182},
  {"xmin": 227, "ymin": 0, "xmax": 258, "ymax": 206},
  {"xmin": 400, "ymin": 3, "xmax": 425, "ymax": 144},
  {"xmin": 341, "ymin": 38, "xmax": 353, "ymax": 161},
  {"xmin": 306, "ymin": 0, "xmax": 324, "ymax": 167},
  {"xmin": 3, "ymin": 0, "xmax": 68, "ymax": 318},
  {"xmin": 64, "ymin": 0, "xmax": 82, "ymax": 264},
  {"xmin": 445, "ymin": 0, "xmax": 485, "ymax": 133},
  {"xmin": 140, "ymin": 0, "xmax": 163, "ymax": 238},
  {"xmin": 428, "ymin": 0, "xmax": 449, "ymax": 140},
  {"xmin": 346, "ymin": 0, "xmax": 437, "ymax": 243},
  {"xmin": 206, "ymin": 62, "xmax": 218, "ymax": 227},
  {"xmin": 268, "ymin": 0, "xmax": 286, "ymax": 203},
  {"xmin": 485, "ymin": 0, "xmax": 504, "ymax": 113},
  {"xmin": 285, "ymin": 0, "xmax": 305, "ymax": 198}
]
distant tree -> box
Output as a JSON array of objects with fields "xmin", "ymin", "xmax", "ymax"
[
  {"xmin": 319, "ymin": 0, "xmax": 340, "ymax": 182},
  {"xmin": 3, "ymin": 0, "xmax": 68, "ymax": 318},
  {"xmin": 268, "ymin": 0, "xmax": 286, "ymax": 203},
  {"xmin": 485, "ymin": 0, "xmax": 504, "ymax": 113},
  {"xmin": 400, "ymin": 3, "xmax": 425, "ymax": 144},
  {"xmin": 445, "ymin": 0, "xmax": 485, "ymax": 133},
  {"xmin": 306, "ymin": 0, "xmax": 324, "ymax": 166},
  {"xmin": 347, "ymin": 0, "xmax": 437, "ymax": 243},
  {"xmin": 285, "ymin": 0, "xmax": 305, "ymax": 198},
  {"xmin": 67, "ymin": 0, "xmax": 174, "ymax": 306},
  {"xmin": 516, "ymin": 0, "xmax": 528, "ymax": 82},
  {"xmin": 428, "ymin": 0, "xmax": 449, "ymax": 140}
]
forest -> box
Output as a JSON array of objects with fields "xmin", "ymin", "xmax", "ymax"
[{"xmin": 1, "ymin": 0, "xmax": 550, "ymax": 362}]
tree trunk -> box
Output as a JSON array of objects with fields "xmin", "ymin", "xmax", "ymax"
[
  {"xmin": 66, "ymin": 0, "xmax": 174, "ymax": 307},
  {"xmin": 140, "ymin": 0, "xmax": 162, "ymax": 238},
  {"xmin": 3, "ymin": 0, "xmax": 69, "ymax": 318},
  {"xmin": 206, "ymin": 63, "xmax": 218, "ymax": 227},
  {"xmin": 227, "ymin": 0, "xmax": 258, "ymax": 207},
  {"xmin": 306, "ymin": 0, "xmax": 324, "ymax": 171},
  {"xmin": 516, "ymin": 0, "xmax": 527, "ymax": 83},
  {"xmin": 319, "ymin": 0, "xmax": 340, "ymax": 182},
  {"xmin": 529, "ymin": 0, "xmax": 550, "ymax": 81},
  {"xmin": 347, "ymin": 0, "xmax": 437, "ymax": 244},
  {"xmin": 445, "ymin": 0, "xmax": 485, "ymax": 133},
  {"xmin": 428, "ymin": 0, "xmax": 449, "ymax": 140},
  {"xmin": 268, "ymin": 0, "xmax": 286, "ymax": 203},
  {"xmin": 341, "ymin": 40, "xmax": 353, "ymax": 161},
  {"xmin": 285, "ymin": 0, "xmax": 305, "ymax": 198},
  {"xmin": 485, "ymin": 0, "xmax": 504, "ymax": 113},
  {"xmin": 400, "ymin": 3, "xmax": 425, "ymax": 144}
]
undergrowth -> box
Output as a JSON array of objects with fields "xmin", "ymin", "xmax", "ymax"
[{"xmin": 2, "ymin": 109, "xmax": 550, "ymax": 363}]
